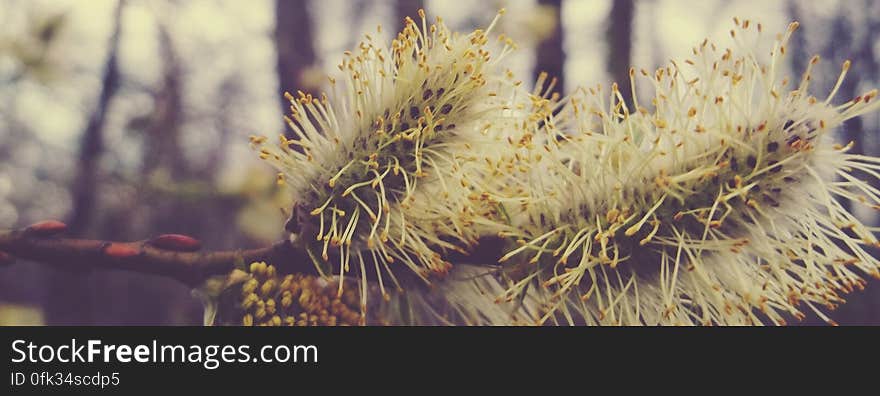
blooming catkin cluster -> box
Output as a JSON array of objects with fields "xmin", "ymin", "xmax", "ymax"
[
  {"xmin": 486, "ymin": 20, "xmax": 880, "ymax": 325},
  {"xmin": 250, "ymin": 10, "xmax": 521, "ymax": 311},
  {"xmin": 218, "ymin": 262, "xmax": 362, "ymax": 326},
  {"xmin": 237, "ymin": 12, "xmax": 880, "ymax": 326},
  {"xmin": 212, "ymin": 261, "xmax": 538, "ymax": 326}
]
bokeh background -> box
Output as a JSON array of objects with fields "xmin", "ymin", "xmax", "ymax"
[{"xmin": 0, "ymin": 0, "xmax": 878, "ymax": 325}]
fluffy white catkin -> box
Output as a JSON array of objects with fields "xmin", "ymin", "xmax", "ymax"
[
  {"xmin": 249, "ymin": 11, "xmax": 530, "ymax": 321},
  {"xmin": 483, "ymin": 20, "xmax": 880, "ymax": 325}
]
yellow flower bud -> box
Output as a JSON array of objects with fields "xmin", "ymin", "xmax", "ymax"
[
  {"xmin": 240, "ymin": 293, "xmax": 259, "ymax": 310},
  {"xmin": 279, "ymin": 275, "xmax": 293, "ymax": 291},
  {"xmin": 241, "ymin": 279, "xmax": 258, "ymax": 295},
  {"xmin": 266, "ymin": 299, "xmax": 276, "ymax": 315},
  {"xmin": 280, "ymin": 291, "xmax": 293, "ymax": 309},
  {"xmin": 260, "ymin": 279, "xmax": 276, "ymax": 297}
]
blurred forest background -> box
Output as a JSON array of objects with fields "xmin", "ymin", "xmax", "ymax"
[{"xmin": 0, "ymin": 0, "xmax": 878, "ymax": 325}]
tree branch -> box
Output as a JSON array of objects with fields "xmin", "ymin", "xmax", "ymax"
[{"xmin": 0, "ymin": 220, "xmax": 311, "ymax": 287}]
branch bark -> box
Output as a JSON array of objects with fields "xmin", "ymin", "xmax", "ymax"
[{"xmin": 0, "ymin": 220, "xmax": 310, "ymax": 287}]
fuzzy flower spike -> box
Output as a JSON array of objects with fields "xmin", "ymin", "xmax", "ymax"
[
  {"xmin": 495, "ymin": 20, "xmax": 880, "ymax": 325},
  {"xmin": 251, "ymin": 10, "xmax": 521, "ymax": 317}
]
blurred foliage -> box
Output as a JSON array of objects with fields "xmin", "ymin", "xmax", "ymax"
[{"xmin": 0, "ymin": 7, "xmax": 68, "ymax": 83}]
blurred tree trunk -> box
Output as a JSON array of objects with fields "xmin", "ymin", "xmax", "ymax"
[
  {"xmin": 394, "ymin": 0, "xmax": 424, "ymax": 33},
  {"xmin": 605, "ymin": 0, "xmax": 634, "ymax": 109},
  {"xmin": 824, "ymin": 5, "xmax": 880, "ymax": 324},
  {"xmin": 786, "ymin": 1, "xmax": 809, "ymax": 79},
  {"xmin": 47, "ymin": 0, "xmax": 124, "ymax": 325},
  {"xmin": 534, "ymin": 0, "xmax": 566, "ymax": 95},
  {"xmin": 838, "ymin": 1, "xmax": 879, "ymax": 162},
  {"xmin": 67, "ymin": 1, "xmax": 123, "ymax": 235},
  {"xmin": 141, "ymin": 25, "xmax": 186, "ymax": 178},
  {"xmin": 133, "ymin": 22, "xmax": 200, "ymax": 325},
  {"xmin": 825, "ymin": 12, "xmax": 862, "ymax": 213},
  {"xmin": 275, "ymin": 0, "xmax": 316, "ymax": 121},
  {"xmin": 792, "ymin": 1, "xmax": 880, "ymax": 325}
]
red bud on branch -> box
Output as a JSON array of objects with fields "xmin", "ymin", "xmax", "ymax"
[
  {"xmin": 0, "ymin": 222, "xmax": 310, "ymax": 285},
  {"xmin": 26, "ymin": 220, "xmax": 68, "ymax": 236},
  {"xmin": 103, "ymin": 243, "xmax": 140, "ymax": 258},
  {"xmin": 150, "ymin": 234, "xmax": 202, "ymax": 252}
]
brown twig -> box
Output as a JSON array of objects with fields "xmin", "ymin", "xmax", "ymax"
[{"xmin": 0, "ymin": 220, "xmax": 311, "ymax": 287}]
